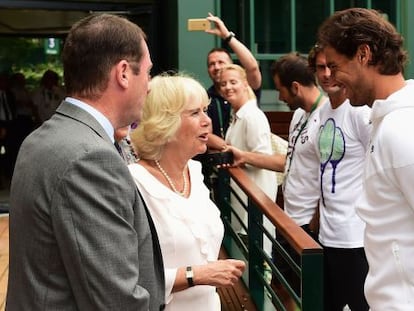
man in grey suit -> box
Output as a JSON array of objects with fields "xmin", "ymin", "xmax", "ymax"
[{"xmin": 6, "ymin": 14, "xmax": 165, "ymax": 310}]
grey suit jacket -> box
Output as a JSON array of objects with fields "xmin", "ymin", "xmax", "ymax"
[{"xmin": 6, "ymin": 101, "xmax": 165, "ymax": 310}]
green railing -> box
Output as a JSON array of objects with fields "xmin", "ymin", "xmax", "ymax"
[{"xmin": 211, "ymin": 167, "xmax": 323, "ymax": 311}]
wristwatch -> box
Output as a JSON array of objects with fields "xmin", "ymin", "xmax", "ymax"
[
  {"xmin": 224, "ymin": 31, "xmax": 235, "ymax": 44},
  {"xmin": 186, "ymin": 266, "xmax": 194, "ymax": 287}
]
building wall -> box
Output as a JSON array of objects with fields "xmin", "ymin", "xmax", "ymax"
[
  {"xmin": 401, "ymin": 0, "xmax": 414, "ymax": 79},
  {"xmin": 160, "ymin": 0, "xmax": 216, "ymax": 88},
  {"xmin": 166, "ymin": 0, "xmax": 414, "ymax": 110}
]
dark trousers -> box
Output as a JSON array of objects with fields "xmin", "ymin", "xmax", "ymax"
[{"xmin": 323, "ymin": 246, "xmax": 369, "ymax": 311}]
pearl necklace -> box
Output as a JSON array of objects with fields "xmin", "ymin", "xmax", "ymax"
[{"xmin": 154, "ymin": 159, "xmax": 188, "ymax": 196}]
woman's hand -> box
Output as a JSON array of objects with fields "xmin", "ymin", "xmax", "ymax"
[{"xmin": 193, "ymin": 259, "xmax": 246, "ymax": 287}]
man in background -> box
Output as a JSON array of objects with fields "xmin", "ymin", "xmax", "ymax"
[
  {"xmin": 309, "ymin": 43, "xmax": 370, "ymax": 311},
  {"xmin": 197, "ymin": 13, "xmax": 262, "ymax": 190},
  {"xmin": 270, "ymin": 52, "xmax": 327, "ymax": 310},
  {"xmin": 204, "ymin": 13, "xmax": 262, "ymax": 149},
  {"xmin": 31, "ymin": 69, "xmax": 65, "ymax": 124}
]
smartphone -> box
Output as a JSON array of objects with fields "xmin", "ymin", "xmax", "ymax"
[
  {"xmin": 198, "ymin": 151, "xmax": 234, "ymax": 166},
  {"xmin": 187, "ymin": 18, "xmax": 210, "ymax": 31}
]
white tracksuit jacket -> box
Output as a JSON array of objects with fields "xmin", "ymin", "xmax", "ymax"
[{"xmin": 357, "ymin": 79, "xmax": 414, "ymax": 310}]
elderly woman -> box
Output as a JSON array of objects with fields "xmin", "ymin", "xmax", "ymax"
[{"xmin": 128, "ymin": 73, "xmax": 245, "ymax": 311}]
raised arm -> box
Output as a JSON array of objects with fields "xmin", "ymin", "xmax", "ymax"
[{"xmin": 206, "ymin": 13, "xmax": 261, "ymax": 90}]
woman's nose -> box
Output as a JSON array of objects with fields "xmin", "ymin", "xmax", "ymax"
[{"xmin": 203, "ymin": 113, "xmax": 212, "ymax": 126}]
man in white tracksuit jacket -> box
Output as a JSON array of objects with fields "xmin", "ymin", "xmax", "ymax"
[
  {"xmin": 318, "ymin": 8, "xmax": 414, "ymax": 310},
  {"xmin": 358, "ymin": 80, "xmax": 414, "ymax": 310}
]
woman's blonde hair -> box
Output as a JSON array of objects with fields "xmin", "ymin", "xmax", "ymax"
[
  {"xmin": 130, "ymin": 72, "xmax": 209, "ymax": 160},
  {"xmin": 219, "ymin": 64, "xmax": 256, "ymax": 100}
]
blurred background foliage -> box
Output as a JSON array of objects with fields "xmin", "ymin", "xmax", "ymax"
[{"xmin": 0, "ymin": 37, "xmax": 63, "ymax": 90}]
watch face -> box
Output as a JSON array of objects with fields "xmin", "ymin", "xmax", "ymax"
[
  {"xmin": 186, "ymin": 266, "xmax": 193, "ymax": 277},
  {"xmin": 185, "ymin": 266, "xmax": 194, "ymax": 286}
]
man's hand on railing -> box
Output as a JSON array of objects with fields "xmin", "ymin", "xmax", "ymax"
[
  {"xmin": 192, "ymin": 259, "xmax": 246, "ymax": 287},
  {"xmin": 219, "ymin": 145, "xmax": 286, "ymax": 172},
  {"xmin": 222, "ymin": 145, "xmax": 246, "ymax": 168},
  {"xmin": 215, "ymin": 145, "xmax": 246, "ymax": 168}
]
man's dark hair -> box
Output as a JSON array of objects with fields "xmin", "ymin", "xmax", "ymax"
[
  {"xmin": 207, "ymin": 47, "xmax": 232, "ymax": 64},
  {"xmin": 308, "ymin": 43, "xmax": 324, "ymax": 73},
  {"xmin": 270, "ymin": 52, "xmax": 317, "ymax": 88},
  {"xmin": 317, "ymin": 8, "xmax": 408, "ymax": 75},
  {"xmin": 62, "ymin": 13, "xmax": 146, "ymax": 100}
]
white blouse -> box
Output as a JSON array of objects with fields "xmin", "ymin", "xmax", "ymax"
[{"xmin": 128, "ymin": 159, "xmax": 224, "ymax": 311}]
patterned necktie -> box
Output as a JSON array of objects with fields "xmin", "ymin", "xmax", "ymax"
[{"xmin": 114, "ymin": 141, "xmax": 124, "ymax": 160}]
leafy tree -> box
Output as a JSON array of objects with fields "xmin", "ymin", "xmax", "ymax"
[{"xmin": 0, "ymin": 37, "xmax": 63, "ymax": 90}]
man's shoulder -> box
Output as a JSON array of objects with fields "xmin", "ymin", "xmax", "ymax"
[
  {"xmin": 206, "ymin": 86, "xmax": 228, "ymax": 115},
  {"xmin": 207, "ymin": 85, "xmax": 223, "ymax": 100},
  {"xmin": 292, "ymin": 107, "xmax": 306, "ymax": 119},
  {"xmin": 206, "ymin": 84, "xmax": 215, "ymax": 94}
]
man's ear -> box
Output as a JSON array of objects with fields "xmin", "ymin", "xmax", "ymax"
[
  {"xmin": 358, "ymin": 44, "xmax": 371, "ymax": 63},
  {"xmin": 290, "ymin": 81, "xmax": 299, "ymax": 97},
  {"xmin": 116, "ymin": 60, "xmax": 129, "ymax": 88}
]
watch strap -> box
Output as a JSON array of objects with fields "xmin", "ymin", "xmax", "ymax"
[
  {"xmin": 224, "ymin": 31, "xmax": 235, "ymax": 44},
  {"xmin": 185, "ymin": 266, "xmax": 194, "ymax": 287}
]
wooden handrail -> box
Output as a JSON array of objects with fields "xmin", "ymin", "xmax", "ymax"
[
  {"xmin": 227, "ymin": 167, "xmax": 322, "ymax": 255},
  {"xmin": 218, "ymin": 110, "xmax": 324, "ymax": 310}
]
